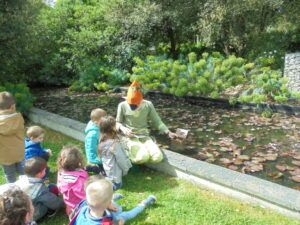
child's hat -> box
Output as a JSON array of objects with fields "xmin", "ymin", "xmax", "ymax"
[{"xmin": 127, "ymin": 79, "xmax": 143, "ymax": 105}]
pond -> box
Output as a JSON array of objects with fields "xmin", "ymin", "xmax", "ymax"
[{"xmin": 32, "ymin": 88, "xmax": 300, "ymax": 190}]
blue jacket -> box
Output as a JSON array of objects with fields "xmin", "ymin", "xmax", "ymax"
[
  {"xmin": 25, "ymin": 137, "xmax": 47, "ymax": 160},
  {"xmin": 85, "ymin": 120, "xmax": 102, "ymax": 165},
  {"xmin": 69, "ymin": 205, "xmax": 113, "ymax": 225}
]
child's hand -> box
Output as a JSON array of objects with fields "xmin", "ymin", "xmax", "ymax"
[
  {"xmin": 108, "ymin": 202, "xmax": 118, "ymax": 212},
  {"xmin": 47, "ymin": 149, "xmax": 52, "ymax": 155},
  {"xmin": 165, "ymin": 130, "xmax": 178, "ymax": 139}
]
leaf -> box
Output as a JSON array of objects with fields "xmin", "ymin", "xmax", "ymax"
[
  {"xmin": 275, "ymin": 165, "xmax": 286, "ymax": 172},
  {"xmin": 233, "ymin": 159, "xmax": 244, "ymax": 165},
  {"xmin": 219, "ymin": 158, "xmax": 232, "ymax": 165},
  {"xmin": 290, "ymin": 176, "xmax": 300, "ymax": 183},
  {"xmin": 267, "ymin": 172, "xmax": 283, "ymax": 179},
  {"xmin": 237, "ymin": 155, "xmax": 250, "ymax": 160},
  {"xmin": 202, "ymin": 147, "xmax": 217, "ymax": 151},
  {"xmin": 194, "ymin": 152, "xmax": 208, "ymax": 161},
  {"xmin": 228, "ymin": 165, "xmax": 239, "ymax": 171},
  {"xmin": 232, "ymin": 132, "xmax": 242, "ymax": 138},
  {"xmin": 264, "ymin": 153, "xmax": 278, "ymax": 161},
  {"xmin": 289, "ymin": 168, "xmax": 300, "ymax": 176},
  {"xmin": 292, "ymin": 152, "xmax": 300, "ymax": 160},
  {"xmin": 291, "ymin": 160, "xmax": 300, "ymax": 166}
]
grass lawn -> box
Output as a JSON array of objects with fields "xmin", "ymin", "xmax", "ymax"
[{"xmin": 1, "ymin": 126, "xmax": 300, "ymax": 225}]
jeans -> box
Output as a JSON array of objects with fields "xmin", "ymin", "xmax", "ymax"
[
  {"xmin": 2, "ymin": 162, "xmax": 24, "ymax": 183},
  {"xmin": 112, "ymin": 202, "xmax": 144, "ymax": 222},
  {"xmin": 113, "ymin": 182, "xmax": 122, "ymax": 191}
]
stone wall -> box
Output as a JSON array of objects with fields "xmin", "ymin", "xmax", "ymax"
[{"xmin": 284, "ymin": 53, "xmax": 300, "ymax": 92}]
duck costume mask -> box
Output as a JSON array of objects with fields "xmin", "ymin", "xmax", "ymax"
[{"xmin": 127, "ymin": 79, "xmax": 143, "ymax": 110}]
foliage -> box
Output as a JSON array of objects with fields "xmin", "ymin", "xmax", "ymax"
[
  {"xmin": 130, "ymin": 52, "xmax": 250, "ymax": 98},
  {"xmin": 0, "ymin": 83, "xmax": 34, "ymax": 115}
]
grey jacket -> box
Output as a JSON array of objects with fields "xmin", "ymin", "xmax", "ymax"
[
  {"xmin": 99, "ymin": 139, "xmax": 132, "ymax": 184},
  {"xmin": 15, "ymin": 176, "xmax": 64, "ymax": 221}
]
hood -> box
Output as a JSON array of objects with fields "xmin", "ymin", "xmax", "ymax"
[
  {"xmin": 85, "ymin": 120, "xmax": 99, "ymax": 134},
  {"xmin": 0, "ymin": 112, "xmax": 23, "ymax": 136},
  {"xmin": 25, "ymin": 137, "xmax": 40, "ymax": 149}
]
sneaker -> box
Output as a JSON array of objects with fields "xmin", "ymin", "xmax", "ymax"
[
  {"xmin": 112, "ymin": 193, "xmax": 124, "ymax": 201},
  {"xmin": 141, "ymin": 195, "xmax": 156, "ymax": 207}
]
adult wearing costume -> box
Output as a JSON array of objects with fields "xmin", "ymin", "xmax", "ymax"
[{"xmin": 116, "ymin": 80, "xmax": 177, "ymax": 164}]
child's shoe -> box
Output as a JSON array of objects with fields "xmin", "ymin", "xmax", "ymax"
[{"xmin": 140, "ymin": 195, "xmax": 156, "ymax": 207}]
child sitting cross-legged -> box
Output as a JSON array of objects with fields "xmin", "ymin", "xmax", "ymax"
[
  {"xmin": 15, "ymin": 157, "xmax": 64, "ymax": 221},
  {"xmin": 69, "ymin": 175, "xmax": 157, "ymax": 225}
]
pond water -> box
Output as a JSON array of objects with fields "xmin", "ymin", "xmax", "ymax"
[{"xmin": 32, "ymin": 88, "xmax": 300, "ymax": 190}]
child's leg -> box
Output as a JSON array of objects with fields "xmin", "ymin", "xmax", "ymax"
[
  {"xmin": 2, "ymin": 163, "xmax": 17, "ymax": 183},
  {"xmin": 113, "ymin": 182, "xmax": 122, "ymax": 191},
  {"xmin": 113, "ymin": 195, "xmax": 156, "ymax": 222}
]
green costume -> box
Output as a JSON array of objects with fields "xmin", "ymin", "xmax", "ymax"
[{"xmin": 116, "ymin": 100, "xmax": 168, "ymax": 163}]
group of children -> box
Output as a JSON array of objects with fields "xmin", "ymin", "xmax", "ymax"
[{"xmin": 0, "ymin": 91, "xmax": 156, "ymax": 225}]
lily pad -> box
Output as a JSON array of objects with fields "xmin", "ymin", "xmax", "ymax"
[
  {"xmin": 265, "ymin": 154, "xmax": 278, "ymax": 161},
  {"xmin": 228, "ymin": 165, "xmax": 239, "ymax": 171},
  {"xmin": 289, "ymin": 168, "xmax": 300, "ymax": 176},
  {"xmin": 219, "ymin": 158, "xmax": 232, "ymax": 165},
  {"xmin": 276, "ymin": 165, "xmax": 286, "ymax": 172},
  {"xmin": 237, "ymin": 155, "xmax": 250, "ymax": 161},
  {"xmin": 291, "ymin": 160, "xmax": 300, "ymax": 166},
  {"xmin": 290, "ymin": 176, "xmax": 300, "ymax": 183},
  {"xmin": 292, "ymin": 152, "xmax": 300, "ymax": 160}
]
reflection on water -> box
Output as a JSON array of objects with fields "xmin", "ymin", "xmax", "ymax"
[{"xmin": 33, "ymin": 89, "xmax": 300, "ymax": 189}]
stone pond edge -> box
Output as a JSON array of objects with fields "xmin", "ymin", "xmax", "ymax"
[{"xmin": 28, "ymin": 107, "xmax": 300, "ymax": 220}]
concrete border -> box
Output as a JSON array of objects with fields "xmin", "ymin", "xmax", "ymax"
[
  {"xmin": 28, "ymin": 107, "xmax": 300, "ymax": 220},
  {"xmin": 118, "ymin": 87, "xmax": 300, "ymax": 116}
]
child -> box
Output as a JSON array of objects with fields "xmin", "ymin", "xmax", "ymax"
[
  {"xmin": 69, "ymin": 176, "xmax": 156, "ymax": 225},
  {"xmin": 0, "ymin": 91, "xmax": 25, "ymax": 183},
  {"xmin": 25, "ymin": 126, "xmax": 52, "ymax": 161},
  {"xmin": 0, "ymin": 187, "xmax": 36, "ymax": 225},
  {"xmin": 15, "ymin": 157, "xmax": 64, "ymax": 221},
  {"xmin": 85, "ymin": 108, "xmax": 107, "ymax": 175},
  {"xmin": 98, "ymin": 116, "xmax": 132, "ymax": 190},
  {"xmin": 57, "ymin": 145, "xmax": 89, "ymax": 215}
]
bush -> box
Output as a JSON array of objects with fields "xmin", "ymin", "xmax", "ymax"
[{"xmin": 0, "ymin": 83, "xmax": 34, "ymax": 115}]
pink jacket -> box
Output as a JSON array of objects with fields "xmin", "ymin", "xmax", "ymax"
[{"xmin": 57, "ymin": 169, "xmax": 89, "ymax": 209}]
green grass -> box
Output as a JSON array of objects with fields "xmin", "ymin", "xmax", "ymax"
[{"xmin": 2, "ymin": 126, "xmax": 300, "ymax": 225}]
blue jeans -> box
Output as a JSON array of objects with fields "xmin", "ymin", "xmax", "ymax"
[
  {"xmin": 113, "ymin": 182, "xmax": 122, "ymax": 191},
  {"xmin": 111, "ymin": 202, "xmax": 144, "ymax": 222},
  {"xmin": 2, "ymin": 162, "xmax": 24, "ymax": 183}
]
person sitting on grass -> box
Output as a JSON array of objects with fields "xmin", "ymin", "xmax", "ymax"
[
  {"xmin": 57, "ymin": 146, "xmax": 118, "ymax": 217},
  {"xmin": 84, "ymin": 108, "xmax": 107, "ymax": 176},
  {"xmin": 25, "ymin": 126, "xmax": 52, "ymax": 162},
  {"xmin": 69, "ymin": 176, "xmax": 156, "ymax": 225},
  {"xmin": 116, "ymin": 79, "xmax": 177, "ymax": 164},
  {"xmin": 0, "ymin": 186, "xmax": 36, "ymax": 225},
  {"xmin": 15, "ymin": 157, "xmax": 64, "ymax": 221},
  {"xmin": 98, "ymin": 116, "xmax": 132, "ymax": 191}
]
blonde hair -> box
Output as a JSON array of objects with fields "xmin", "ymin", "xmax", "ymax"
[
  {"xmin": 57, "ymin": 145, "xmax": 84, "ymax": 171},
  {"xmin": 26, "ymin": 126, "xmax": 44, "ymax": 138},
  {"xmin": 90, "ymin": 108, "xmax": 107, "ymax": 121},
  {"xmin": 0, "ymin": 91, "xmax": 15, "ymax": 110},
  {"xmin": 86, "ymin": 179, "xmax": 113, "ymax": 210}
]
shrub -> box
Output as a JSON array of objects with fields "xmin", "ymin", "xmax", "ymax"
[{"xmin": 0, "ymin": 83, "xmax": 34, "ymax": 115}]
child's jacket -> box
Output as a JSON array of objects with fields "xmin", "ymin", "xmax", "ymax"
[
  {"xmin": 15, "ymin": 175, "xmax": 64, "ymax": 221},
  {"xmin": 99, "ymin": 139, "xmax": 132, "ymax": 184},
  {"xmin": 57, "ymin": 169, "xmax": 89, "ymax": 209},
  {"xmin": 85, "ymin": 120, "xmax": 102, "ymax": 165},
  {"xmin": 0, "ymin": 109, "xmax": 24, "ymax": 165},
  {"xmin": 25, "ymin": 137, "xmax": 48, "ymax": 160},
  {"xmin": 69, "ymin": 205, "xmax": 113, "ymax": 225}
]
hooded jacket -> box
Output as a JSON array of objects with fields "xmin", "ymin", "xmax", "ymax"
[
  {"xmin": 0, "ymin": 109, "xmax": 24, "ymax": 165},
  {"xmin": 25, "ymin": 137, "xmax": 48, "ymax": 160},
  {"xmin": 57, "ymin": 169, "xmax": 89, "ymax": 209},
  {"xmin": 84, "ymin": 120, "xmax": 102, "ymax": 164},
  {"xmin": 15, "ymin": 175, "xmax": 64, "ymax": 221}
]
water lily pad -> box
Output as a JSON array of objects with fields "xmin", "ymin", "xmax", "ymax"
[
  {"xmin": 290, "ymin": 176, "xmax": 300, "ymax": 183},
  {"xmin": 251, "ymin": 157, "xmax": 266, "ymax": 163},
  {"xmin": 241, "ymin": 162, "xmax": 263, "ymax": 173},
  {"xmin": 276, "ymin": 165, "xmax": 286, "ymax": 172},
  {"xmin": 292, "ymin": 153, "xmax": 300, "ymax": 160},
  {"xmin": 291, "ymin": 160, "xmax": 300, "ymax": 166},
  {"xmin": 265, "ymin": 154, "xmax": 278, "ymax": 161},
  {"xmin": 267, "ymin": 172, "xmax": 283, "ymax": 179},
  {"xmin": 219, "ymin": 158, "xmax": 232, "ymax": 165},
  {"xmin": 233, "ymin": 159, "xmax": 244, "ymax": 165},
  {"xmin": 228, "ymin": 165, "xmax": 239, "ymax": 171},
  {"xmin": 237, "ymin": 155, "xmax": 250, "ymax": 161},
  {"xmin": 289, "ymin": 168, "xmax": 300, "ymax": 176}
]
